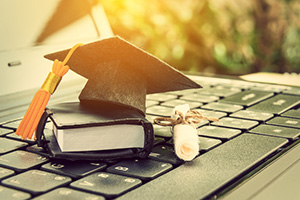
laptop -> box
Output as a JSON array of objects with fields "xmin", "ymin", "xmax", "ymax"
[{"xmin": 1, "ymin": 1, "xmax": 300, "ymax": 199}]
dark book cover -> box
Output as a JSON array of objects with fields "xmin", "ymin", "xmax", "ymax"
[{"xmin": 36, "ymin": 102, "xmax": 154, "ymax": 161}]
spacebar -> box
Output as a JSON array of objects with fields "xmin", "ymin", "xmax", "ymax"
[{"xmin": 116, "ymin": 133, "xmax": 288, "ymax": 200}]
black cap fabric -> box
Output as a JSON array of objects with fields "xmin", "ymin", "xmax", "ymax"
[{"xmin": 44, "ymin": 36, "xmax": 201, "ymax": 114}]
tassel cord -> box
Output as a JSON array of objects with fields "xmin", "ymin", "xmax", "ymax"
[{"xmin": 15, "ymin": 43, "xmax": 83, "ymax": 140}]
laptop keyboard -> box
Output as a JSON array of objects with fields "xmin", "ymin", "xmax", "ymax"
[{"xmin": 0, "ymin": 75, "xmax": 299, "ymax": 199}]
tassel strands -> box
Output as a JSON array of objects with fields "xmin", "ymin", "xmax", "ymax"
[{"xmin": 15, "ymin": 43, "xmax": 83, "ymax": 140}]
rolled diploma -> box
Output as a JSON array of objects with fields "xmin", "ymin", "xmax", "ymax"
[
  {"xmin": 173, "ymin": 124, "xmax": 199, "ymax": 161},
  {"xmin": 172, "ymin": 104, "xmax": 199, "ymax": 161}
]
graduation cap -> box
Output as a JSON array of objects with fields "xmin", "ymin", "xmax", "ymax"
[
  {"xmin": 44, "ymin": 36, "xmax": 201, "ymax": 115},
  {"xmin": 15, "ymin": 36, "xmax": 201, "ymax": 140}
]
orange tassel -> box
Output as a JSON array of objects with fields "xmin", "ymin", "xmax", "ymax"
[{"xmin": 15, "ymin": 43, "xmax": 83, "ymax": 140}]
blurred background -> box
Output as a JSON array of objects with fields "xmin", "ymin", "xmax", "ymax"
[
  {"xmin": 2, "ymin": 0, "xmax": 300, "ymax": 76},
  {"xmin": 99, "ymin": 0, "xmax": 300, "ymax": 75}
]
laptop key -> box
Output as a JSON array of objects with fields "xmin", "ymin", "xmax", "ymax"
[
  {"xmin": 31, "ymin": 187, "xmax": 105, "ymax": 200},
  {"xmin": 106, "ymin": 159, "xmax": 173, "ymax": 181},
  {"xmin": 0, "ymin": 150, "xmax": 48, "ymax": 172},
  {"xmin": 0, "ymin": 167, "xmax": 14, "ymax": 180},
  {"xmin": 247, "ymin": 94, "xmax": 300, "ymax": 114},
  {"xmin": 199, "ymin": 86, "xmax": 241, "ymax": 97},
  {"xmin": 251, "ymin": 84, "xmax": 288, "ymax": 93},
  {"xmin": 0, "ymin": 128, "xmax": 13, "ymax": 136},
  {"xmin": 201, "ymin": 102, "xmax": 243, "ymax": 113},
  {"xmin": 146, "ymin": 106, "xmax": 173, "ymax": 117},
  {"xmin": 2, "ymin": 169, "xmax": 71, "ymax": 195},
  {"xmin": 146, "ymin": 93, "xmax": 177, "ymax": 102},
  {"xmin": 161, "ymin": 99, "xmax": 202, "ymax": 109},
  {"xmin": 194, "ymin": 109, "xmax": 227, "ymax": 119},
  {"xmin": 267, "ymin": 117, "xmax": 300, "ymax": 129},
  {"xmin": 115, "ymin": 134, "xmax": 288, "ymax": 200},
  {"xmin": 71, "ymin": 172, "xmax": 141, "ymax": 199},
  {"xmin": 283, "ymin": 87, "xmax": 300, "ymax": 96},
  {"xmin": 281, "ymin": 109, "xmax": 300, "ymax": 119},
  {"xmin": 1, "ymin": 119, "xmax": 21, "ymax": 130},
  {"xmin": 219, "ymin": 90, "xmax": 273, "ymax": 107},
  {"xmin": 41, "ymin": 160, "xmax": 107, "ymax": 179},
  {"xmin": 153, "ymin": 125, "xmax": 173, "ymax": 138},
  {"xmin": 198, "ymin": 137, "xmax": 222, "ymax": 152},
  {"xmin": 0, "ymin": 138, "xmax": 28, "ymax": 155},
  {"xmin": 0, "ymin": 185, "xmax": 31, "ymax": 200},
  {"xmin": 180, "ymin": 93, "xmax": 219, "ymax": 103},
  {"xmin": 212, "ymin": 117, "xmax": 259, "ymax": 130},
  {"xmin": 230, "ymin": 110, "xmax": 273, "ymax": 121},
  {"xmin": 146, "ymin": 99, "xmax": 159, "ymax": 108},
  {"xmin": 148, "ymin": 145, "xmax": 183, "ymax": 165},
  {"xmin": 250, "ymin": 124, "xmax": 300, "ymax": 140},
  {"xmin": 197, "ymin": 126, "xmax": 241, "ymax": 140}
]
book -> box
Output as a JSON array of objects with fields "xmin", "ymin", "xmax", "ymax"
[{"xmin": 45, "ymin": 102, "xmax": 154, "ymax": 153}]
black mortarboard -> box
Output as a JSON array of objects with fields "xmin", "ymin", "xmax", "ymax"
[{"xmin": 44, "ymin": 36, "xmax": 201, "ymax": 114}]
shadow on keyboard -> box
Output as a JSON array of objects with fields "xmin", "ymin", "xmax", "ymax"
[{"xmin": 0, "ymin": 75, "xmax": 299, "ymax": 199}]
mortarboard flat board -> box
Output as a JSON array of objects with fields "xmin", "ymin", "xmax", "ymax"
[{"xmin": 44, "ymin": 36, "xmax": 201, "ymax": 115}]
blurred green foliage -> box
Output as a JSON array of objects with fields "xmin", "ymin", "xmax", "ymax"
[{"xmin": 100, "ymin": 0, "xmax": 300, "ymax": 75}]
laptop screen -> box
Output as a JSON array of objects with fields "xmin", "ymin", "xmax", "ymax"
[
  {"xmin": 0, "ymin": 0, "xmax": 113, "ymax": 51},
  {"xmin": 0, "ymin": 0, "xmax": 113, "ymax": 96}
]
